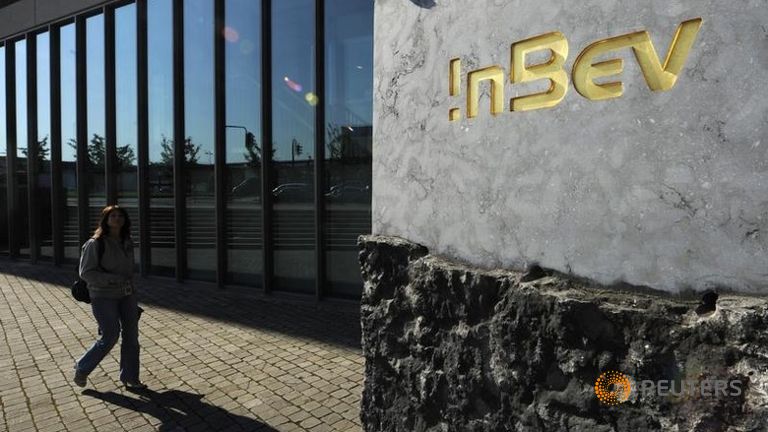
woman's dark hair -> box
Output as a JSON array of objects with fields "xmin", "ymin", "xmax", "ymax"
[{"xmin": 93, "ymin": 205, "xmax": 132, "ymax": 241}]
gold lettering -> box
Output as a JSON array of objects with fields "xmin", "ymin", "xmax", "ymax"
[
  {"xmin": 632, "ymin": 18, "xmax": 703, "ymax": 91},
  {"xmin": 449, "ymin": 58, "xmax": 461, "ymax": 121},
  {"xmin": 467, "ymin": 66, "xmax": 504, "ymax": 118},
  {"xmin": 572, "ymin": 32, "xmax": 645, "ymax": 100},
  {"xmin": 573, "ymin": 18, "xmax": 703, "ymax": 100},
  {"xmin": 450, "ymin": 18, "xmax": 703, "ymax": 120},
  {"xmin": 510, "ymin": 32, "xmax": 569, "ymax": 111}
]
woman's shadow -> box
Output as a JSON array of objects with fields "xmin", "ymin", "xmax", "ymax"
[{"xmin": 83, "ymin": 388, "xmax": 277, "ymax": 431}]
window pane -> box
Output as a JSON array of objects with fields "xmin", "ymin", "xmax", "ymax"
[
  {"xmin": 184, "ymin": 0, "xmax": 215, "ymax": 281},
  {"xmin": 0, "ymin": 46, "xmax": 7, "ymax": 255},
  {"xmin": 272, "ymin": 0, "xmax": 316, "ymax": 294},
  {"xmin": 148, "ymin": 0, "xmax": 175, "ymax": 276},
  {"xmin": 61, "ymin": 24, "xmax": 79, "ymax": 260},
  {"xmin": 37, "ymin": 32, "xmax": 53, "ymax": 260},
  {"xmin": 225, "ymin": 0, "xmax": 262, "ymax": 285},
  {"xmin": 116, "ymin": 4, "xmax": 140, "ymax": 265},
  {"xmin": 323, "ymin": 0, "xmax": 373, "ymax": 299},
  {"xmin": 15, "ymin": 39, "xmax": 30, "ymax": 257},
  {"xmin": 86, "ymin": 14, "xmax": 106, "ymax": 235}
]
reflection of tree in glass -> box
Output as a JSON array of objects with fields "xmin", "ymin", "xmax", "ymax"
[
  {"xmin": 67, "ymin": 134, "xmax": 136, "ymax": 168},
  {"xmin": 20, "ymin": 136, "xmax": 51, "ymax": 167},
  {"xmin": 326, "ymin": 122, "xmax": 351, "ymax": 161},
  {"xmin": 326, "ymin": 122, "xmax": 370, "ymax": 163},
  {"xmin": 242, "ymin": 132, "xmax": 276, "ymax": 167},
  {"xmin": 159, "ymin": 134, "xmax": 201, "ymax": 166},
  {"xmin": 243, "ymin": 131, "xmax": 261, "ymax": 166}
]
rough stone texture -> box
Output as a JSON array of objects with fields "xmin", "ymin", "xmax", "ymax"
[
  {"xmin": 372, "ymin": 0, "xmax": 768, "ymax": 293},
  {"xmin": 359, "ymin": 235, "xmax": 768, "ymax": 432}
]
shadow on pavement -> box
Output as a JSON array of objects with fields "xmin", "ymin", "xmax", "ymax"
[
  {"xmin": 0, "ymin": 261, "xmax": 361, "ymax": 350},
  {"xmin": 83, "ymin": 388, "xmax": 278, "ymax": 431}
]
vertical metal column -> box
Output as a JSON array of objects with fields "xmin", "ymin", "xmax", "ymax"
[
  {"xmin": 137, "ymin": 0, "xmax": 150, "ymax": 276},
  {"xmin": 5, "ymin": 44, "xmax": 17, "ymax": 257},
  {"xmin": 105, "ymin": 6, "xmax": 117, "ymax": 206},
  {"xmin": 213, "ymin": 0, "xmax": 226, "ymax": 288},
  {"xmin": 26, "ymin": 33, "xmax": 38, "ymax": 262},
  {"xmin": 75, "ymin": 16, "xmax": 89, "ymax": 245},
  {"xmin": 260, "ymin": 0, "xmax": 273, "ymax": 295},
  {"xmin": 50, "ymin": 26, "xmax": 64, "ymax": 265},
  {"xmin": 314, "ymin": 0, "xmax": 326, "ymax": 301},
  {"xmin": 172, "ymin": 0, "xmax": 186, "ymax": 282}
]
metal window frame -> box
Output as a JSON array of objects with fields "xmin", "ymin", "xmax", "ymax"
[
  {"xmin": 314, "ymin": 0, "xmax": 326, "ymax": 301},
  {"xmin": 260, "ymin": 0, "xmax": 273, "ymax": 295},
  {"xmin": 49, "ymin": 25, "xmax": 64, "ymax": 265},
  {"xmin": 214, "ymin": 0, "xmax": 226, "ymax": 288},
  {"xmin": 4, "ymin": 41, "xmax": 17, "ymax": 257},
  {"xmin": 136, "ymin": 0, "xmax": 149, "ymax": 277},
  {"xmin": 104, "ymin": 5, "xmax": 117, "ymax": 206},
  {"xmin": 25, "ymin": 32, "xmax": 38, "ymax": 262},
  {"xmin": 0, "ymin": 42, "xmax": 5, "ymax": 257},
  {"xmin": 172, "ymin": 0, "xmax": 186, "ymax": 282},
  {"xmin": 75, "ymin": 15, "xmax": 88, "ymax": 246}
]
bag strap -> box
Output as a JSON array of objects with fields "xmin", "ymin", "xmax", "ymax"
[{"xmin": 97, "ymin": 236, "xmax": 105, "ymax": 270}]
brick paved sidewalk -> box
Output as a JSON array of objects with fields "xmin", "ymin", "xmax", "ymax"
[{"xmin": 0, "ymin": 261, "xmax": 364, "ymax": 432}]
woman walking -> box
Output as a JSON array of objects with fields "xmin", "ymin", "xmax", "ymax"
[{"xmin": 73, "ymin": 205, "xmax": 146, "ymax": 390}]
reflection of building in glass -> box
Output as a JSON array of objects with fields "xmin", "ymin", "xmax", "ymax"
[{"xmin": 0, "ymin": 0, "xmax": 373, "ymax": 301}]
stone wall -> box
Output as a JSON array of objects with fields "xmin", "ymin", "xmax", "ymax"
[
  {"xmin": 359, "ymin": 235, "xmax": 768, "ymax": 431},
  {"xmin": 372, "ymin": 0, "xmax": 768, "ymax": 293}
]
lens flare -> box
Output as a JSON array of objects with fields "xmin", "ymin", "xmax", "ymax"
[
  {"xmin": 223, "ymin": 26, "xmax": 240, "ymax": 43},
  {"xmin": 305, "ymin": 92, "xmax": 319, "ymax": 106},
  {"xmin": 284, "ymin": 77, "xmax": 303, "ymax": 92}
]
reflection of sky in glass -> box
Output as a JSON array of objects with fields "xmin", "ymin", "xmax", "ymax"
[
  {"xmin": 0, "ymin": 47, "xmax": 5, "ymax": 156},
  {"xmin": 184, "ymin": 0, "xmax": 214, "ymax": 164},
  {"xmin": 37, "ymin": 33, "xmax": 51, "ymax": 151},
  {"xmin": 225, "ymin": 0, "xmax": 261, "ymax": 164},
  {"xmin": 116, "ymin": 4, "xmax": 137, "ymax": 155},
  {"xmin": 61, "ymin": 24, "xmax": 77, "ymax": 162},
  {"xmin": 148, "ymin": 0, "xmax": 173, "ymax": 164},
  {"xmin": 325, "ymin": 0, "xmax": 373, "ymax": 132},
  {"xmin": 87, "ymin": 15, "xmax": 105, "ymax": 145},
  {"xmin": 272, "ymin": 0, "xmax": 315, "ymax": 161},
  {"xmin": 15, "ymin": 40, "xmax": 27, "ymax": 158}
]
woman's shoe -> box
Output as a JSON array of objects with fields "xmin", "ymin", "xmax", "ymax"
[
  {"xmin": 122, "ymin": 381, "xmax": 148, "ymax": 391},
  {"xmin": 73, "ymin": 370, "xmax": 88, "ymax": 388}
]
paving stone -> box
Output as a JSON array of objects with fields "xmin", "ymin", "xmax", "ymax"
[{"xmin": 0, "ymin": 262, "xmax": 364, "ymax": 432}]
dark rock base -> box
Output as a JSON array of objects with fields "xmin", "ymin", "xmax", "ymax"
[{"xmin": 359, "ymin": 235, "xmax": 768, "ymax": 432}]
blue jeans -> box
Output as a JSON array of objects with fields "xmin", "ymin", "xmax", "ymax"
[{"xmin": 76, "ymin": 294, "xmax": 140, "ymax": 383}]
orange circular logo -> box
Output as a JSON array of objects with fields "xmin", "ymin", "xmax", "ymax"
[{"xmin": 594, "ymin": 371, "xmax": 632, "ymax": 405}]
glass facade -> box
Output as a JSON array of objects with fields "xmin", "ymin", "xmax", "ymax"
[
  {"xmin": 0, "ymin": 0, "xmax": 373, "ymax": 300},
  {"xmin": 60, "ymin": 23, "xmax": 79, "ymax": 260},
  {"xmin": 15, "ymin": 39, "xmax": 30, "ymax": 257},
  {"xmin": 147, "ymin": 0, "xmax": 175, "ymax": 276},
  {"xmin": 324, "ymin": 0, "xmax": 373, "ymax": 298},
  {"xmin": 184, "ymin": 0, "xmax": 216, "ymax": 281},
  {"xmin": 86, "ymin": 14, "xmax": 106, "ymax": 236},
  {"xmin": 36, "ymin": 32, "xmax": 53, "ymax": 260},
  {"xmin": 225, "ymin": 0, "xmax": 262, "ymax": 285},
  {"xmin": 271, "ymin": 0, "xmax": 316, "ymax": 294},
  {"xmin": 115, "ymin": 3, "xmax": 140, "ymax": 264}
]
